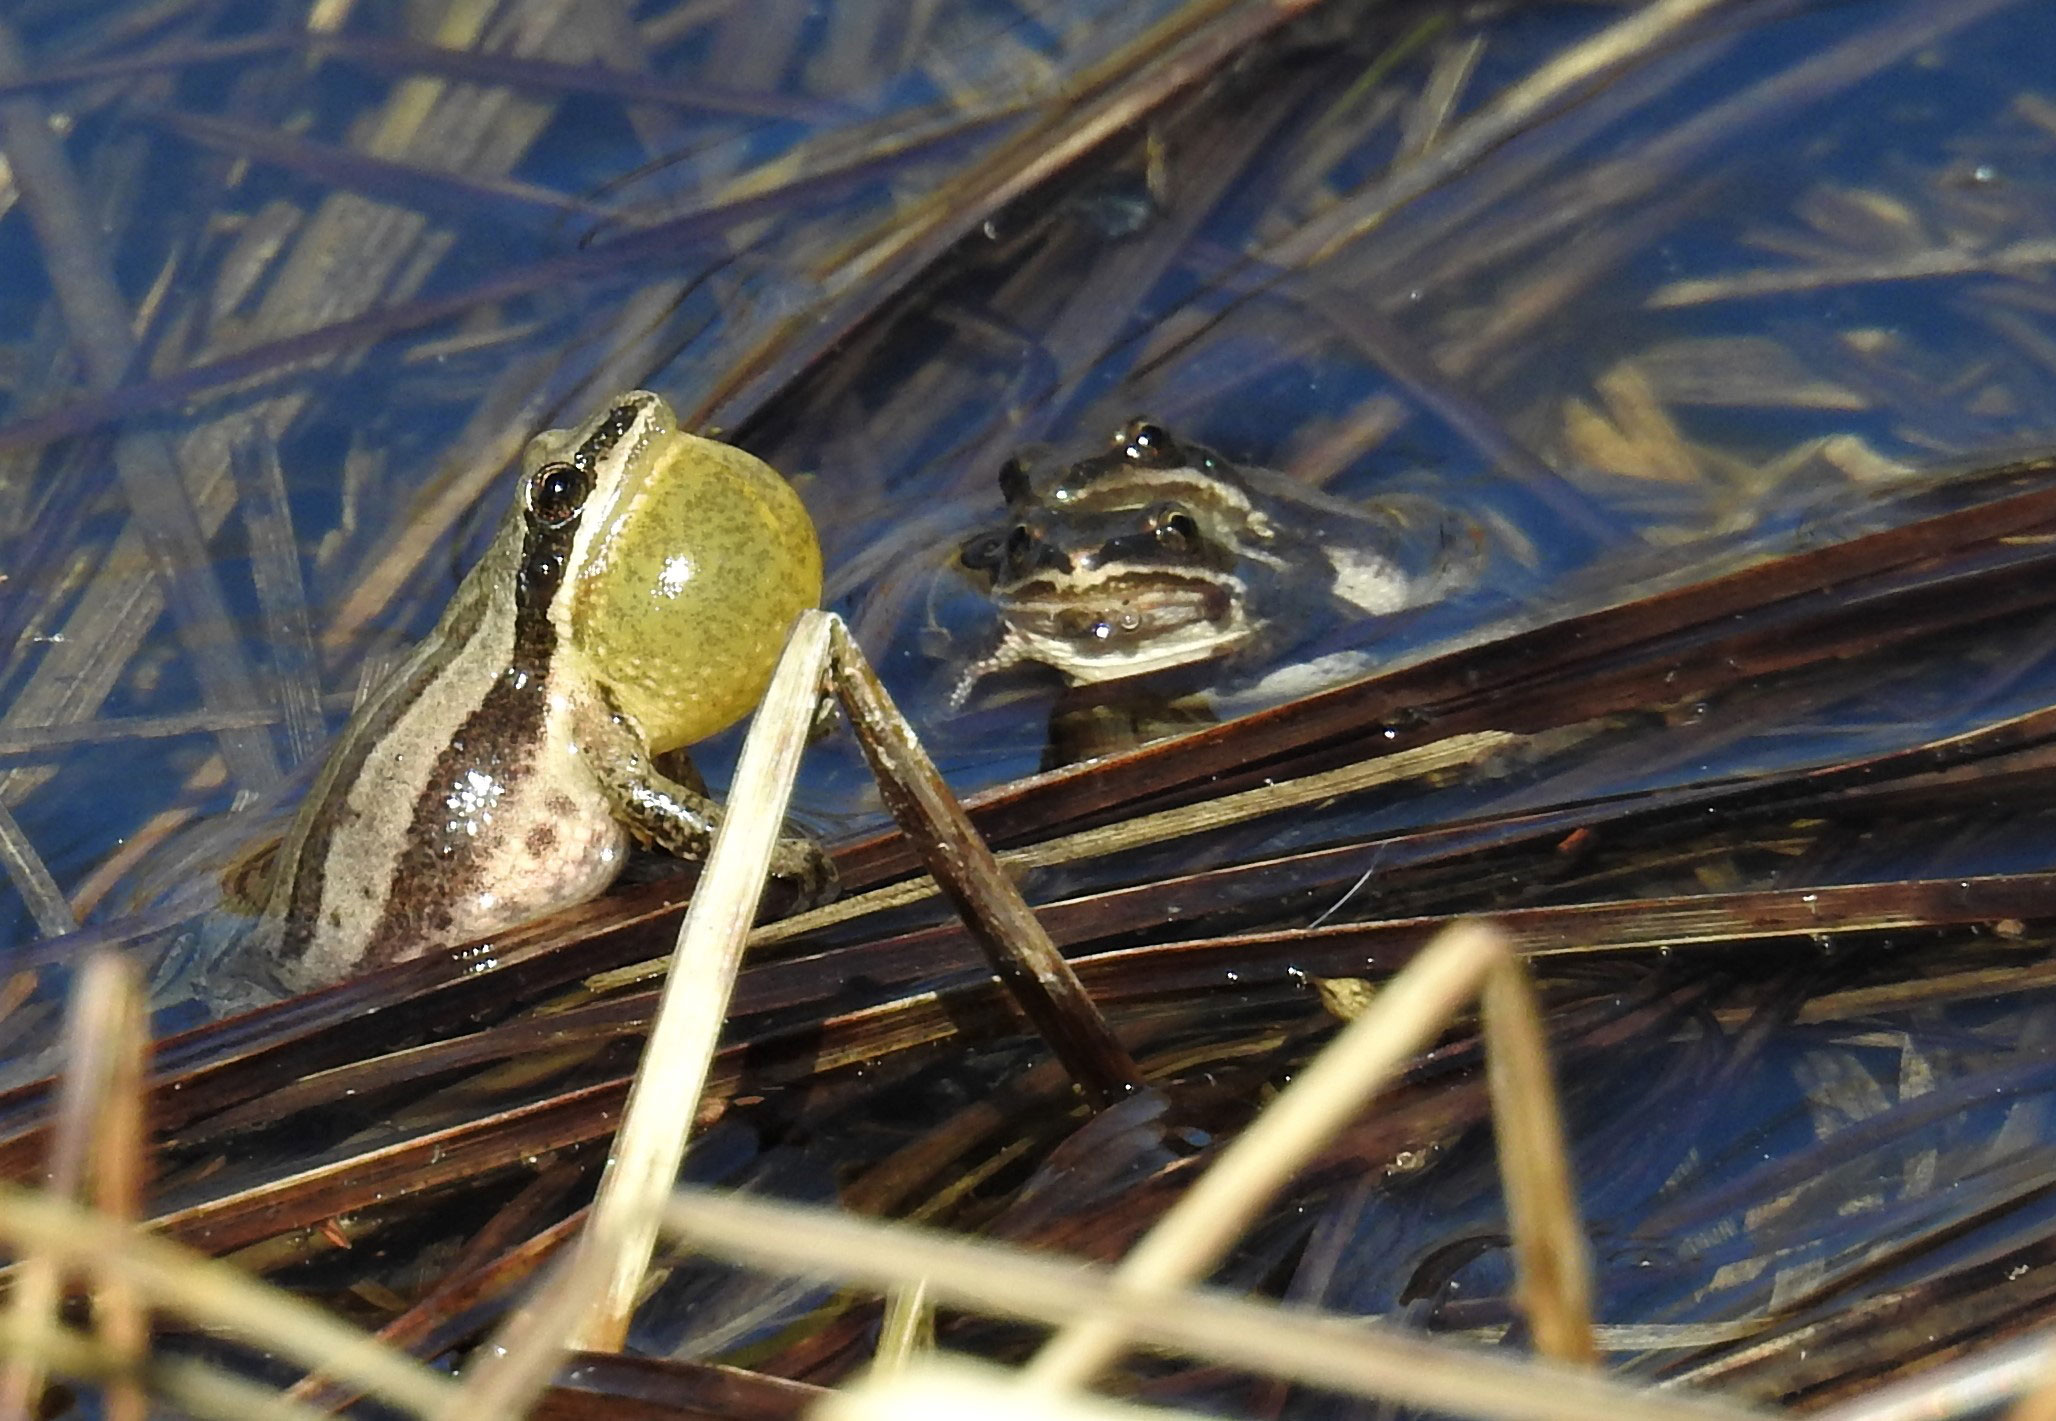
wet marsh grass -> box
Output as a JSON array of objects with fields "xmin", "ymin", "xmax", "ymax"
[{"xmin": 7, "ymin": 0, "xmax": 2056, "ymax": 1416}]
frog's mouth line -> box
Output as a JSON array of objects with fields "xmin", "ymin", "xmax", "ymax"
[{"xmin": 951, "ymin": 571, "xmax": 1257, "ymax": 705}]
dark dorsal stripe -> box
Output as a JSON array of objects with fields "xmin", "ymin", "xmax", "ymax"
[
  {"xmin": 358, "ymin": 500, "xmax": 584, "ymax": 965},
  {"xmin": 573, "ymin": 400, "xmax": 644, "ymax": 471},
  {"xmin": 274, "ymin": 582, "xmax": 498, "ymax": 965}
]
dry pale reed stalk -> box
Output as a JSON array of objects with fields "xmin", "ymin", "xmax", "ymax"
[{"xmin": 1024, "ymin": 920, "xmax": 1593, "ymax": 1390}]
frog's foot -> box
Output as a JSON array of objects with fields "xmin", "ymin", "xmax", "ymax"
[
  {"xmin": 769, "ymin": 833, "xmax": 838, "ymax": 909},
  {"xmin": 948, "ymin": 627, "xmax": 1031, "ymax": 710}
]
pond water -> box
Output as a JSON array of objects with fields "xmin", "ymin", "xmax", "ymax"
[
  {"xmin": 0, "ymin": 0, "xmax": 2050, "ymax": 951},
  {"xmin": 3, "ymin": 0, "xmax": 2056, "ymax": 1405}
]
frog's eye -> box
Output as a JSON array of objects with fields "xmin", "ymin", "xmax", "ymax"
[
  {"xmin": 527, "ymin": 460, "xmax": 591, "ymax": 528},
  {"xmin": 1148, "ymin": 503, "xmax": 1201, "ymax": 551},
  {"xmin": 1116, "ymin": 419, "xmax": 1175, "ymax": 464}
]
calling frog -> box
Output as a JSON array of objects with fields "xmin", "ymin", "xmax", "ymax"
[{"xmin": 235, "ymin": 391, "xmax": 831, "ymax": 994}]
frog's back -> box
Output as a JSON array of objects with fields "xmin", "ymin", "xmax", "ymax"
[{"xmin": 255, "ymin": 541, "xmax": 626, "ymax": 993}]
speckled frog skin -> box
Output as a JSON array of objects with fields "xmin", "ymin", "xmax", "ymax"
[
  {"xmin": 252, "ymin": 391, "xmax": 828, "ymax": 993},
  {"xmin": 952, "ymin": 418, "xmax": 1488, "ymax": 705}
]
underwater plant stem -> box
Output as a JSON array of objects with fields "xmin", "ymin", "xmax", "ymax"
[{"xmin": 829, "ymin": 617, "xmax": 1144, "ymax": 1107}]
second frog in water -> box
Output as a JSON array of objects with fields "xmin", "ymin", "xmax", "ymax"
[{"xmin": 951, "ymin": 418, "xmax": 1493, "ymax": 754}]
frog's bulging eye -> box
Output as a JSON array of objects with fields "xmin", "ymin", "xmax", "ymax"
[
  {"xmin": 1149, "ymin": 504, "xmax": 1201, "ymax": 551},
  {"xmin": 1116, "ymin": 419, "xmax": 1174, "ymax": 464},
  {"xmin": 528, "ymin": 460, "xmax": 591, "ymax": 527}
]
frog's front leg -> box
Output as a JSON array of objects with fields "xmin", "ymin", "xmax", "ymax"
[{"xmin": 576, "ymin": 699, "xmax": 837, "ymax": 906}]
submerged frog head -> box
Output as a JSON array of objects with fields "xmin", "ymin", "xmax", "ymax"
[
  {"xmin": 950, "ymin": 418, "xmax": 1473, "ymax": 707},
  {"xmin": 954, "ymin": 420, "xmax": 1266, "ymax": 693},
  {"xmin": 526, "ymin": 390, "xmax": 822, "ymax": 750}
]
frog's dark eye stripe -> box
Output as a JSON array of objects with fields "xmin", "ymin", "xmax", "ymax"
[
  {"xmin": 571, "ymin": 399, "xmax": 647, "ymax": 470},
  {"xmin": 527, "ymin": 460, "xmax": 591, "ymax": 527}
]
